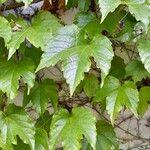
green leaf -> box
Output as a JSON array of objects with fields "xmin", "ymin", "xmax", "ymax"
[
  {"xmin": 0, "ymin": 17, "xmax": 12, "ymax": 43},
  {"xmin": 138, "ymin": 38, "xmax": 150, "ymax": 73},
  {"xmin": 0, "ymin": 58, "xmax": 35, "ymax": 99},
  {"xmin": 7, "ymin": 11, "xmax": 61, "ymax": 59},
  {"xmin": 98, "ymin": 0, "xmax": 121, "ymax": 23},
  {"xmin": 23, "ymin": 44, "xmax": 42, "ymax": 67},
  {"xmin": 95, "ymin": 76, "xmax": 139, "ymax": 124},
  {"xmin": 36, "ymin": 24, "xmax": 80, "ymax": 71},
  {"xmin": 138, "ymin": 86, "xmax": 150, "ymax": 116},
  {"xmin": 126, "ymin": 59, "xmax": 150, "ymax": 82},
  {"xmin": 109, "ymin": 56, "xmax": 126, "ymax": 79},
  {"xmin": 15, "ymin": 0, "xmax": 33, "ymax": 8},
  {"xmin": 13, "ymin": 138, "xmax": 30, "ymax": 150},
  {"xmin": 124, "ymin": 0, "xmax": 150, "ymax": 30},
  {"xmin": 94, "ymin": 76, "xmax": 120, "ymax": 102},
  {"xmin": 0, "ymin": 104, "xmax": 35, "ymax": 149},
  {"xmin": 78, "ymin": 0, "xmax": 91, "ymax": 11},
  {"xmin": 25, "ymin": 79, "xmax": 58, "ymax": 114},
  {"xmin": 82, "ymin": 120, "xmax": 118, "ymax": 150},
  {"xmin": 96, "ymin": 120, "xmax": 118, "ymax": 150},
  {"xmin": 50, "ymin": 107, "xmax": 96, "ymax": 150},
  {"xmin": 35, "ymin": 111, "xmax": 52, "ymax": 134},
  {"xmin": 35, "ymin": 128, "xmax": 49, "ymax": 150},
  {"xmin": 0, "ymin": 0, "xmax": 6, "ymax": 3},
  {"xmin": 37, "ymin": 25, "xmax": 114, "ymax": 96},
  {"xmin": 83, "ymin": 74, "xmax": 99, "ymax": 98}
]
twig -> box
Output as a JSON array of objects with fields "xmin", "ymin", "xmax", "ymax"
[{"xmin": 0, "ymin": 0, "xmax": 42, "ymax": 11}]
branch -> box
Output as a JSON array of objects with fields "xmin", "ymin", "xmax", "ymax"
[{"xmin": 0, "ymin": 0, "xmax": 42, "ymax": 11}]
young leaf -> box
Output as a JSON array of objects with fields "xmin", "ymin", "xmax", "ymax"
[
  {"xmin": 0, "ymin": 104, "xmax": 35, "ymax": 149},
  {"xmin": 95, "ymin": 76, "xmax": 139, "ymax": 124},
  {"xmin": 25, "ymin": 79, "xmax": 58, "ymax": 114},
  {"xmin": 138, "ymin": 38, "xmax": 150, "ymax": 73},
  {"xmin": 7, "ymin": 11, "xmax": 61, "ymax": 59},
  {"xmin": 126, "ymin": 59, "xmax": 150, "ymax": 82},
  {"xmin": 83, "ymin": 74, "xmax": 99, "ymax": 98},
  {"xmin": 0, "ymin": 17, "xmax": 12, "ymax": 43},
  {"xmin": 0, "ymin": 58, "xmax": 35, "ymax": 99},
  {"xmin": 50, "ymin": 107, "xmax": 96, "ymax": 150},
  {"xmin": 35, "ymin": 128, "xmax": 49, "ymax": 150},
  {"xmin": 96, "ymin": 120, "xmax": 118, "ymax": 150},
  {"xmin": 98, "ymin": 0, "xmax": 121, "ymax": 23},
  {"xmin": 138, "ymin": 86, "xmax": 150, "ymax": 116}
]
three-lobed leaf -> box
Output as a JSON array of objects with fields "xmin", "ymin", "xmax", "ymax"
[
  {"xmin": 7, "ymin": 11, "xmax": 61, "ymax": 59},
  {"xmin": 0, "ymin": 104, "xmax": 35, "ymax": 149},
  {"xmin": 95, "ymin": 76, "xmax": 139, "ymax": 124},
  {"xmin": 0, "ymin": 58, "xmax": 35, "ymax": 99},
  {"xmin": 37, "ymin": 25, "xmax": 114, "ymax": 96},
  {"xmin": 50, "ymin": 107, "xmax": 96, "ymax": 150}
]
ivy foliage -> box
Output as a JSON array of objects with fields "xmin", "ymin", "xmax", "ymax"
[{"xmin": 0, "ymin": 0, "xmax": 149, "ymax": 149}]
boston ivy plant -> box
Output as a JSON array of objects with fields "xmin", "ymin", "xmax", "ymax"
[{"xmin": 0, "ymin": 0, "xmax": 149, "ymax": 149}]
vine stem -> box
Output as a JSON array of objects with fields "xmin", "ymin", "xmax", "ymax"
[{"xmin": 0, "ymin": 0, "xmax": 42, "ymax": 11}]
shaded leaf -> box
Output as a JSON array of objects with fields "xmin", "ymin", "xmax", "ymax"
[
  {"xmin": 98, "ymin": 0, "xmax": 121, "ymax": 23},
  {"xmin": 124, "ymin": 0, "xmax": 150, "ymax": 30},
  {"xmin": 0, "ymin": 104, "xmax": 35, "ymax": 149},
  {"xmin": 138, "ymin": 86, "xmax": 150, "ymax": 116},
  {"xmin": 50, "ymin": 107, "xmax": 96, "ymax": 150},
  {"xmin": 96, "ymin": 120, "xmax": 118, "ymax": 150},
  {"xmin": 13, "ymin": 137, "xmax": 30, "ymax": 150},
  {"xmin": 35, "ymin": 128, "xmax": 49, "ymax": 150},
  {"xmin": 126, "ymin": 59, "xmax": 150, "ymax": 82},
  {"xmin": 35, "ymin": 111, "xmax": 52, "ymax": 134},
  {"xmin": 0, "ymin": 58, "xmax": 35, "ymax": 99},
  {"xmin": 109, "ymin": 56, "xmax": 126, "ymax": 79},
  {"xmin": 25, "ymin": 79, "xmax": 58, "ymax": 114}
]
